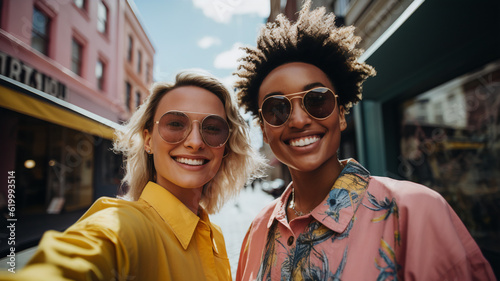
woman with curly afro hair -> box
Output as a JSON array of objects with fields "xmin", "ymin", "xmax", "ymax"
[{"xmin": 234, "ymin": 1, "xmax": 495, "ymax": 280}]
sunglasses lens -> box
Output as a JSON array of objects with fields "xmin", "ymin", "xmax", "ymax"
[
  {"xmin": 304, "ymin": 88, "xmax": 336, "ymax": 119},
  {"xmin": 158, "ymin": 111, "xmax": 190, "ymax": 143},
  {"xmin": 261, "ymin": 96, "xmax": 291, "ymax": 126},
  {"xmin": 201, "ymin": 115, "xmax": 230, "ymax": 147}
]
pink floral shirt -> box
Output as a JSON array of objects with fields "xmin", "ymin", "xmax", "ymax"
[{"xmin": 236, "ymin": 159, "xmax": 496, "ymax": 281}]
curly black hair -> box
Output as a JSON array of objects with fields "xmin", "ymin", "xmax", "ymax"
[{"xmin": 234, "ymin": 0, "xmax": 376, "ymax": 121}]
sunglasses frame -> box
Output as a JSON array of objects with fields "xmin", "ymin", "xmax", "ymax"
[
  {"xmin": 154, "ymin": 110, "xmax": 231, "ymax": 148},
  {"xmin": 258, "ymin": 87, "xmax": 339, "ymax": 127}
]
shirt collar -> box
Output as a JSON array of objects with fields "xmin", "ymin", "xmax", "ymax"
[
  {"xmin": 267, "ymin": 159, "xmax": 371, "ymax": 233},
  {"xmin": 140, "ymin": 181, "xmax": 217, "ymax": 252}
]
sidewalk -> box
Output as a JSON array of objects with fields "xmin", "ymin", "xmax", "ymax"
[{"xmin": 211, "ymin": 185, "xmax": 275, "ymax": 277}]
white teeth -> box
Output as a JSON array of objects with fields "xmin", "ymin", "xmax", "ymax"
[
  {"xmin": 290, "ymin": 136, "xmax": 320, "ymax": 147},
  {"xmin": 175, "ymin": 157, "xmax": 204, "ymax": 166}
]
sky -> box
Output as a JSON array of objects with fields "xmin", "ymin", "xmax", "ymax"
[{"xmin": 131, "ymin": 0, "xmax": 270, "ymax": 87}]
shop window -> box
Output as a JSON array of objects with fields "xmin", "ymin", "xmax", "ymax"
[
  {"xmin": 93, "ymin": 138, "xmax": 124, "ymax": 198},
  {"xmin": 95, "ymin": 59, "xmax": 105, "ymax": 90},
  {"xmin": 31, "ymin": 7, "xmax": 50, "ymax": 56},
  {"xmin": 2, "ymin": 109, "xmax": 95, "ymax": 215},
  {"xmin": 46, "ymin": 128, "xmax": 95, "ymax": 212},
  {"xmin": 399, "ymin": 62, "xmax": 500, "ymax": 254},
  {"xmin": 71, "ymin": 38, "xmax": 83, "ymax": 76},
  {"xmin": 97, "ymin": 1, "xmax": 108, "ymax": 34}
]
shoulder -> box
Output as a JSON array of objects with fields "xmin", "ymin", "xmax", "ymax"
[
  {"xmin": 367, "ymin": 179, "xmax": 495, "ymax": 279},
  {"xmin": 70, "ymin": 197, "xmax": 152, "ymax": 236},
  {"xmin": 368, "ymin": 176, "xmax": 447, "ymax": 209},
  {"xmin": 249, "ymin": 198, "xmax": 280, "ymax": 232}
]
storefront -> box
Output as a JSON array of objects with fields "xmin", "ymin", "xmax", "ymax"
[
  {"xmin": 356, "ymin": 0, "xmax": 500, "ymax": 274},
  {"xmin": 399, "ymin": 61, "xmax": 500, "ymax": 255},
  {"xmin": 0, "ymin": 75, "xmax": 122, "ymax": 254}
]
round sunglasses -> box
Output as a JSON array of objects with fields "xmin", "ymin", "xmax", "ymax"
[
  {"xmin": 258, "ymin": 87, "xmax": 338, "ymax": 127},
  {"xmin": 155, "ymin": 110, "xmax": 230, "ymax": 148}
]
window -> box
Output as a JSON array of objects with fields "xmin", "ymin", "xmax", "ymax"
[
  {"xmin": 125, "ymin": 82, "xmax": 131, "ymax": 111},
  {"xmin": 334, "ymin": 0, "xmax": 351, "ymax": 16},
  {"xmin": 399, "ymin": 63, "xmax": 500, "ymax": 253},
  {"xmin": 73, "ymin": 0, "xmax": 86, "ymax": 10},
  {"xmin": 127, "ymin": 35, "xmax": 133, "ymax": 62},
  {"xmin": 71, "ymin": 38, "xmax": 83, "ymax": 76},
  {"xmin": 31, "ymin": 7, "xmax": 50, "ymax": 55},
  {"xmin": 135, "ymin": 91, "xmax": 141, "ymax": 109},
  {"xmin": 0, "ymin": 0, "xmax": 3, "ymax": 28},
  {"xmin": 95, "ymin": 59, "xmax": 105, "ymax": 90},
  {"xmin": 137, "ymin": 50, "xmax": 142, "ymax": 73},
  {"xmin": 280, "ymin": 0, "xmax": 287, "ymax": 10},
  {"xmin": 146, "ymin": 62, "xmax": 150, "ymax": 83},
  {"xmin": 97, "ymin": 1, "xmax": 108, "ymax": 34}
]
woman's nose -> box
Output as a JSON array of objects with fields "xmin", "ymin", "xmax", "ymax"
[
  {"xmin": 183, "ymin": 121, "xmax": 205, "ymax": 150},
  {"xmin": 287, "ymin": 99, "xmax": 312, "ymax": 129}
]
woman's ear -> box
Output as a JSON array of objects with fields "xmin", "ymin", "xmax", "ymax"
[
  {"xmin": 339, "ymin": 106, "xmax": 347, "ymax": 132},
  {"xmin": 143, "ymin": 129, "xmax": 153, "ymax": 154}
]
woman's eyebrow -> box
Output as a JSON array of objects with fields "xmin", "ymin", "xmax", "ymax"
[
  {"xmin": 263, "ymin": 91, "xmax": 284, "ymax": 99},
  {"xmin": 303, "ymin": 82, "xmax": 326, "ymax": 90}
]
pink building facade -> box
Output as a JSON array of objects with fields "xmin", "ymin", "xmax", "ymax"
[
  {"xmin": 0, "ymin": 0, "xmax": 154, "ymax": 121},
  {"xmin": 0, "ymin": 0, "xmax": 154, "ymax": 256}
]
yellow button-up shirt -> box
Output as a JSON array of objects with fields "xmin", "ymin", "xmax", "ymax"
[{"xmin": 1, "ymin": 182, "xmax": 232, "ymax": 281}]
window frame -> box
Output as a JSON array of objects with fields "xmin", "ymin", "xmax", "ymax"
[
  {"xmin": 137, "ymin": 50, "xmax": 142, "ymax": 74},
  {"xmin": 97, "ymin": 1, "xmax": 108, "ymax": 35},
  {"xmin": 127, "ymin": 35, "xmax": 133, "ymax": 62},
  {"xmin": 125, "ymin": 82, "xmax": 132, "ymax": 111},
  {"xmin": 71, "ymin": 37, "xmax": 84, "ymax": 76},
  {"xmin": 135, "ymin": 91, "xmax": 141, "ymax": 109},
  {"xmin": 31, "ymin": 6, "xmax": 51, "ymax": 56},
  {"xmin": 73, "ymin": 0, "xmax": 86, "ymax": 11},
  {"xmin": 95, "ymin": 59, "xmax": 106, "ymax": 91}
]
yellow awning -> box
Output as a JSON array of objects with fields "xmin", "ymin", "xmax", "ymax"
[{"xmin": 0, "ymin": 85, "xmax": 117, "ymax": 140}]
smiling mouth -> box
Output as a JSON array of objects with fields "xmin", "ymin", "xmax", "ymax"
[
  {"xmin": 174, "ymin": 157, "xmax": 208, "ymax": 166},
  {"xmin": 288, "ymin": 135, "xmax": 321, "ymax": 147}
]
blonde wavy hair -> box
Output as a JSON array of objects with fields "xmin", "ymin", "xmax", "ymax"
[{"xmin": 114, "ymin": 70, "xmax": 267, "ymax": 214}]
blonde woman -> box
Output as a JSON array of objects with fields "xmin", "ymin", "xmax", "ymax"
[{"xmin": 2, "ymin": 71, "xmax": 265, "ymax": 280}]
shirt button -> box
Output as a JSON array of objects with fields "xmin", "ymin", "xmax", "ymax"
[{"xmin": 287, "ymin": 236, "xmax": 294, "ymax": 246}]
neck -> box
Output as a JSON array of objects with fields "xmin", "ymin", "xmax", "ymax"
[
  {"xmin": 156, "ymin": 179, "xmax": 203, "ymax": 215},
  {"xmin": 289, "ymin": 158, "xmax": 344, "ymax": 214}
]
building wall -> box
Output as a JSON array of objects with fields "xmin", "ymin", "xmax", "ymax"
[
  {"xmin": 120, "ymin": 0, "xmax": 154, "ymax": 118},
  {"xmin": 0, "ymin": 0, "xmax": 155, "ymax": 122},
  {"xmin": 342, "ymin": 0, "xmax": 413, "ymax": 50},
  {"xmin": 0, "ymin": 0, "xmax": 124, "ymax": 120}
]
